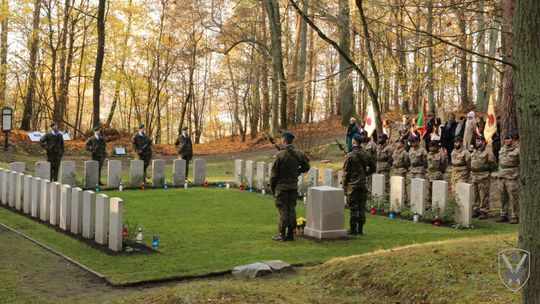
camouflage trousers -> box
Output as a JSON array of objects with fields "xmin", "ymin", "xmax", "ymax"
[
  {"xmin": 47, "ymin": 153, "xmax": 62, "ymax": 182},
  {"xmin": 274, "ymin": 189, "xmax": 298, "ymax": 238},
  {"xmin": 451, "ymin": 174, "xmax": 469, "ymax": 194},
  {"xmin": 346, "ymin": 185, "xmax": 368, "ymax": 233},
  {"xmin": 472, "ymin": 175, "xmax": 491, "ymax": 213},
  {"xmin": 500, "ymin": 178, "xmax": 519, "ymax": 219},
  {"xmin": 366, "ymin": 176, "xmax": 372, "ymax": 194}
]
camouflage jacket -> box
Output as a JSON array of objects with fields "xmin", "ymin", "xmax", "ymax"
[
  {"xmin": 361, "ymin": 140, "xmax": 377, "ymax": 160},
  {"xmin": 408, "ymin": 146, "xmax": 428, "ymax": 174},
  {"xmin": 427, "ymin": 150, "xmax": 448, "ymax": 174},
  {"xmin": 174, "ymin": 134, "xmax": 193, "ymax": 160},
  {"xmin": 451, "ymin": 147, "xmax": 471, "ymax": 180},
  {"xmin": 131, "ymin": 132, "xmax": 153, "ymax": 156},
  {"xmin": 270, "ymin": 145, "xmax": 310, "ymax": 192},
  {"xmin": 40, "ymin": 131, "xmax": 64, "ymax": 155},
  {"xmin": 376, "ymin": 143, "xmax": 394, "ymax": 172},
  {"xmin": 471, "ymin": 146, "xmax": 497, "ymax": 179},
  {"xmin": 85, "ymin": 135, "xmax": 106, "ymax": 158},
  {"xmin": 499, "ymin": 144, "xmax": 519, "ymax": 180},
  {"xmin": 392, "ymin": 147, "xmax": 410, "ymax": 174},
  {"xmin": 343, "ymin": 145, "xmax": 376, "ymax": 190}
]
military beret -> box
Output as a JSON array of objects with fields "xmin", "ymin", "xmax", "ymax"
[
  {"xmin": 281, "ymin": 131, "xmax": 295, "ymax": 139},
  {"xmin": 428, "ymin": 140, "xmax": 439, "ymax": 147},
  {"xmin": 454, "ymin": 136, "xmax": 463, "ymax": 142},
  {"xmin": 50, "ymin": 121, "xmax": 57, "ymax": 127},
  {"xmin": 361, "ymin": 130, "xmax": 368, "ymax": 136},
  {"xmin": 504, "ymin": 133, "xmax": 513, "ymax": 139},
  {"xmin": 409, "ymin": 136, "xmax": 420, "ymax": 142},
  {"xmin": 139, "ymin": 124, "xmax": 145, "ymax": 129},
  {"xmin": 93, "ymin": 126, "xmax": 100, "ymax": 132},
  {"xmin": 353, "ymin": 133, "xmax": 363, "ymax": 142},
  {"xmin": 476, "ymin": 135, "xmax": 486, "ymax": 141},
  {"xmin": 378, "ymin": 134, "xmax": 388, "ymax": 141},
  {"xmin": 180, "ymin": 126, "xmax": 188, "ymax": 131}
]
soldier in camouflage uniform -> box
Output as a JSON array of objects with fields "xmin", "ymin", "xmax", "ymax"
[
  {"xmin": 450, "ymin": 136, "xmax": 471, "ymax": 193},
  {"xmin": 85, "ymin": 126, "xmax": 107, "ymax": 185},
  {"xmin": 497, "ymin": 133, "xmax": 520, "ymax": 224},
  {"xmin": 270, "ymin": 132, "xmax": 310, "ymax": 241},
  {"xmin": 376, "ymin": 134, "xmax": 393, "ymax": 196},
  {"xmin": 40, "ymin": 122, "xmax": 64, "ymax": 182},
  {"xmin": 470, "ymin": 135, "xmax": 497, "ymax": 219},
  {"xmin": 426, "ymin": 141, "xmax": 448, "ymax": 200},
  {"xmin": 174, "ymin": 126, "xmax": 193, "ymax": 178},
  {"xmin": 343, "ymin": 133, "xmax": 376, "ymax": 235},
  {"xmin": 392, "ymin": 138, "xmax": 410, "ymax": 178},
  {"xmin": 361, "ymin": 131, "xmax": 377, "ymax": 193},
  {"xmin": 408, "ymin": 136, "xmax": 428, "ymax": 179},
  {"xmin": 131, "ymin": 125, "xmax": 153, "ymax": 181}
]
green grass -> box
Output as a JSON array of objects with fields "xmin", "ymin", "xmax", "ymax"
[{"xmin": 0, "ymin": 188, "xmax": 518, "ymax": 285}]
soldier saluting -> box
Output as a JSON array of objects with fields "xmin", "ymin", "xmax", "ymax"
[
  {"xmin": 174, "ymin": 126, "xmax": 193, "ymax": 179},
  {"xmin": 85, "ymin": 126, "xmax": 106, "ymax": 185},
  {"xmin": 343, "ymin": 133, "xmax": 376, "ymax": 235},
  {"xmin": 270, "ymin": 131, "xmax": 310, "ymax": 242},
  {"xmin": 132, "ymin": 124, "xmax": 153, "ymax": 182},
  {"xmin": 40, "ymin": 121, "xmax": 64, "ymax": 182}
]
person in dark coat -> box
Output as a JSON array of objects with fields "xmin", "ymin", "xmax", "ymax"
[
  {"xmin": 441, "ymin": 113, "xmax": 458, "ymax": 163},
  {"xmin": 174, "ymin": 126, "xmax": 193, "ymax": 178},
  {"xmin": 423, "ymin": 113, "xmax": 436, "ymax": 150},
  {"xmin": 131, "ymin": 125, "xmax": 153, "ymax": 181},
  {"xmin": 85, "ymin": 126, "xmax": 107, "ymax": 185},
  {"xmin": 345, "ymin": 117, "xmax": 361, "ymax": 152},
  {"xmin": 454, "ymin": 115, "xmax": 466, "ymax": 139},
  {"xmin": 40, "ymin": 122, "xmax": 64, "ymax": 182}
]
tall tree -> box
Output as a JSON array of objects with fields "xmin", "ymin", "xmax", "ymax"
[
  {"xmin": 514, "ymin": 0, "xmax": 540, "ymax": 301},
  {"xmin": 92, "ymin": 0, "xmax": 107, "ymax": 128},
  {"xmin": 294, "ymin": 0, "xmax": 308, "ymax": 124},
  {"xmin": 338, "ymin": 0, "xmax": 355, "ymax": 125},
  {"xmin": 426, "ymin": 0, "xmax": 435, "ymax": 114},
  {"xmin": 475, "ymin": 4, "xmax": 487, "ymax": 111},
  {"xmin": 0, "ymin": 0, "xmax": 8, "ymax": 107},
  {"xmin": 500, "ymin": 0, "xmax": 517, "ymax": 137}
]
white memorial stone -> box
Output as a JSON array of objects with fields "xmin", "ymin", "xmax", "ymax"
[
  {"xmin": 234, "ymin": 159, "xmax": 244, "ymax": 185},
  {"xmin": 432, "ymin": 180, "xmax": 449, "ymax": 211},
  {"xmin": 59, "ymin": 184, "xmax": 72, "ymax": 230},
  {"xmin": 9, "ymin": 162, "xmax": 25, "ymax": 174},
  {"xmin": 23, "ymin": 175, "xmax": 32, "ymax": 214},
  {"xmin": 151, "ymin": 159, "xmax": 166, "ymax": 187},
  {"xmin": 84, "ymin": 160, "xmax": 99, "ymax": 189},
  {"xmin": 7, "ymin": 171, "xmax": 15, "ymax": 207},
  {"xmin": 59, "ymin": 161, "xmax": 76, "ymax": 186},
  {"xmin": 455, "ymin": 182, "xmax": 473, "ymax": 227},
  {"xmin": 323, "ymin": 169, "xmax": 334, "ymax": 187},
  {"xmin": 390, "ymin": 176, "xmax": 406, "ymax": 212},
  {"xmin": 70, "ymin": 187, "xmax": 83, "ymax": 235},
  {"xmin": 0, "ymin": 169, "xmax": 5, "ymax": 205},
  {"xmin": 308, "ymin": 167, "xmax": 319, "ymax": 187},
  {"xmin": 371, "ymin": 174, "xmax": 386, "ymax": 200},
  {"xmin": 245, "ymin": 160, "xmax": 255, "ymax": 187},
  {"xmin": 82, "ymin": 190, "xmax": 96, "ymax": 239},
  {"xmin": 39, "ymin": 179, "xmax": 51, "ymax": 221},
  {"xmin": 35, "ymin": 161, "xmax": 51, "ymax": 180},
  {"xmin": 304, "ymin": 186, "xmax": 347, "ymax": 239},
  {"xmin": 130, "ymin": 160, "xmax": 144, "ymax": 186},
  {"xmin": 108, "ymin": 198, "xmax": 123, "ymax": 252},
  {"xmin": 411, "ymin": 178, "xmax": 428, "ymax": 215},
  {"xmin": 107, "ymin": 160, "xmax": 122, "ymax": 188},
  {"xmin": 49, "ymin": 182, "xmax": 61, "ymax": 225},
  {"xmin": 15, "ymin": 173, "xmax": 24, "ymax": 210},
  {"xmin": 256, "ymin": 162, "xmax": 266, "ymax": 190},
  {"xmin": 193, "ymin": 159, "xmax": 206, "ymax": 185},
  {"xmin": 95, "ymin": 194, "xmax": 110, "ymax": 245},
  {"xmin": 337, "ymin": 170, "xmax": 344, "ymax": 189},
  {"xmin": 31, "ymin": 177, "xmax": 42, "ymax": 218},
  {"xmin": 172, "ymin": 159, "xmax": 186, "ymax": 186}
]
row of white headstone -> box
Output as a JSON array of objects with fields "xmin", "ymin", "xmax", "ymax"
[
  {"xmin": 0, "ymin": 165, "xmax": 124, "ymax": 252},
  {"xmin": 6, "ymin": 158, "xmax": 208, "ymax": 189}
]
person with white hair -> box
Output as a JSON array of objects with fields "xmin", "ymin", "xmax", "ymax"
[
  {"xmin": 346, "ymin": 117, "xmax": 360, "ymax": 151},
  {"xmin": 463, "ymin": 111, "xmax": 477, "ymax": 151}
]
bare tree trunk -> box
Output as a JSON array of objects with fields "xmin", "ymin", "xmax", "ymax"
[
  {"xmin": 295, "ymin": 0, "xmax": 308, "ymax": 124},
  {"xmin": 338, "ymin": 0, "xmax": 355, "ymax": 125},
  {"xmin": 501, "ymin": 0, "xmax": 517, "ymax": 137},
  {"xmin": 457, "ymin": 3, "xmax": 469, "ymax": 108},
  {"xmin": 0, "ymin": 0, "xmax": 7, "ymax": 107},
  {"xmin": 426, "ymin": 0, "xmax": 435, "ymax": 114},
  {"xmin": 475, "ymin": 5, "xmax": 487, "ymax": 111},
  {"xmin": 92, "ymin": 0, "xmax": 106, "ymax": 128},
  {"xmin": 260, "ymin": 2, "xmax": 271, "ymax": 133}
]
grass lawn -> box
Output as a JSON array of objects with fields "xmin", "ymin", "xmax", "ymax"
[{"xmin": 0, "ymin": 188, "xmax": 518, "ymax": 285}]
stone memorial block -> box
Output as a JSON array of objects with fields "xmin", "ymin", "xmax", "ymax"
[
  {"xmin": 297, "ymin": 173, "xmax": 305, "ymax": 192},
  {"xmin": 59, "ymin": 161, "xmax": 76, "ymax": 186},
  {"xmin": 49, "ymin": 182, "xmax": 61, "ymax": 225},
  {"xmin": 31, "ymin": 177, "xmax": 42, "ymax": 218},
  {"xmin": 9, "ymin": 162, "xmax": 25, "ymax": 174},
  {"xmin": 390, "ymin": 176, "xmax": 406, "ymax": 212},
  {"xmin": 256, "ymin": 162, "xmax": 266, "ymax": 190},
  {"xmin": 432, "ymin": 180, "xmax": 449, "ymax": 211},
  {"xmin": 151, "ymin": 159, "xmax": 166, "ymax": 187},
  {"xmin": 23, "ymin": 175, "xmax": 32, "ymax": 214},
  {"xmin": 35, "ymin": 161, "xmax": 51, "ymax": 180},
  {"xmin": 455, "ymin": 182, "xmax": 473, "ymax": 227},
  {"xmin": 267, "ymin": 163, "xmax": 273, "ymax": 179},
  {"xmin": 371, "ymin": 174, "xmax": 386, "ymax": 200},
  {"xmin": 59, "ymin": 184, "xmax": 72, "ymax": 230},
  {"xmin": 0, "ymin": 169, "xmax": 4, "ymax": 204},
  {"xmin": 323, "ymin": 169, "xmax": 334, "ymax": 187},
  {"xmin": 70, "ymin": 187, "xmax": 83, "ymax": 235},
  {"xmin": 304, "ymin": 186, "xmax": 347, "ymax": 239},
  {"xmin": 130, "ymin": 160, "xmax": 144, "ymax": 186},
  {"xmin": 39, "ymin": 179, "xmax": 51, "ymax": 221},
  {"xmin": 245, "ymin": 160, "xmax": 255, "ymax": 187},
  {"xmin": 107, "ymin": 160, "xmax": 122, "ymax": 188},
  {"xmin": 108, "ymin": 198, "xmax": 124, "ymax": 252},
  {"xmin": 84, "ymin": 160, "xmax": 99, "ymax": 189},
  {"xmin": 15, "ymin": 173, "xmax": 24, "ymax": 210},
  {"xmin": 308, "ymin": 167, "xmax": 319, "ymax": 187},
  {"xmin": 82, "ymin": 191, "xmax": 96, "ymax": 239},
  {"xmin": 7, "ymin": 171, "xmax": 15, "ymax": 207},
  {"xmin": 337, "ymin": 171, "xmax": 344, "ymax": 189},
  {"xmin": 95, "ymin": 194, "xmax": 110, "ymax": 245},
  {"xmin": 411, "ymin": 178, "xmax": 428, "ymax": 215},
  {"xmin": 234, "ymin": 159, "xmax": 244, "ymax": 185},
  {"xmin": 193, "ymin": 159, "xmax": 206, "ymax": 185},
  {"xmin": 172, "ymin": 159, "xmax": 187, "ymax": 186}
]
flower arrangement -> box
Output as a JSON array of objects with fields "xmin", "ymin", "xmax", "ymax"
[{"xmin": 296, "ymin": 217, "xmax": 306, "ymax": 234}]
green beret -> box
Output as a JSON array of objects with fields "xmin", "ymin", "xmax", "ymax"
[
  {"xmin": 353, "ymin": 133, "xmax": 363, "ymax": 142},
  {"xmin": 93, "ymin": 126, "xmax": 100, "ymax": 132},
  {"xmin": 180, "ymin": 126, "xmax": 188, "ymax": 131},
  {"xmin": 139, "ymin": 124, "xmax": 145, "ymax": 130},
  {"xmin": 281, "ymin": 131, "xmax": 295, "ymax": 139}
]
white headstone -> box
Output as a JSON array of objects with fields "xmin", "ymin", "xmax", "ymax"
[
  {"xmin": 455, "ymin": 182, "xmax": 473, "ymax": 227},
  {"xmin": 107, "ymin": 160, "xmax": 122, "ymax": 188},
  {"xmin": 130, "ymin": 160, "xmax": 144, "ymax": 186},
  {"xmin": 49, "ymin": 182, "xmax": 61, "ymax": 225},
  {"xmin": 322, "ymin": 169, "xmax": 334, "ymax": 187},
  {"xmin": 84, "ymin": 160, "xmax": 99, "ymax": 189},
  {"xmin": 267, "ymin": 163, "xmax": 273, "ymax": 179},
  {"xmin": 308, "ymin": 167, "xmax": 319, "ymax": 187},
  {"xmin": 337, "ymin": 170, "xmax": 344, "ymax": 189},
  {"xmin": 70, "ymin": 187, "xmax": 83, "ymax": 235},
  {"xmin": 14, "ymin": 173, "xmax": 24, "ymax": 210},
  {"xmin": 371, "ymin": 174, "xmax": 386, "ymax": 200},
  {"xmin": 411, "ymin": 178, "xmax": 427, "ymax": 215},
  {"xmin": 0, "ymin": 169, "xmax": 5, "ymax": 205},
  {"xmin": 59, "ymin": 184, "xmax": 72, "ymax": 231},
  {"xmin": 297, "ymin": 173, "xmax": 305, "ymax": 192},
  {"xmin": 95, "ymin": 194, "xmax": 110, "ymax": 245},
  {"xmin": 59, "ymin": 161, "xmax": 76, "ymax": 186},
  {"xmin": 245, "ymin": 160, "xmax": 255, "ymax": 187},
  {"xmin": 390, "ymin": 176, "xmax": 405, "ymax": 212},
  {"xmin": 108, "ymin": 198, "xmax": 123, "ymax": 252},
  {"xmin": 35, "ymin": 161, "xmax": 51, "ymax": 180},
  {"xmin": 31, "ymin": 177, "xmax": 42, "ymax": 218},
  {"xmin": 39, "ymin": 179, "xmax": 51, "ymax": 222},
  {"xmin": 304, "ymin": 186, "xmax": 347, "ymax": 239},
  {"xmin": 256, "ymin": 162, "xmax": 266, "ymax": 190},
  {"xmin": 23, "ymin": 175, "xmax": 32, "ymax": 214},
  {"xmin": 193, "ymin": 159, "xmax": 206, "ymax": 185},
  {"xmin": 151, "ymin": 159, "xmax": 166, "ymax": 187},
  {"xmin": 235, "ymin": 159, "xmax": 244, "ymax": 185},
  {"xmin": 172, "ymin": 159, "xmax": 187, "ymax": 186},
  {"xmin": 9, "ymin": 162, "xmax": 25, "ymax": 174},
  {"xmin": 82, "ymin": 190, "xmax": 96, "ymax": 239},
  {"xmin": 7, "ymin": 171, "xmax": 15, "ymax": 207},
  {"xmin": 432, "ymin": 180, "xmax": 449, "ymax": 211}
]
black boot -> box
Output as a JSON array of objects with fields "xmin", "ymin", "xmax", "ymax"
[
  {"xmin": 495, "ymin": 216, "xmax": 508, "ymax": 222},
  {"xmin": 357, "ymin": 224, "xmax": 364, "ymax": 235},
  {"xmin": 472, "ymin": 210, "xmax": 481, "ymax": 218},
  {"xmin": 348, "ymin": 220, "xmax": 358, "ymax": 235},
  {"xmin": 286, "ymin": 226, "xmax": 295, "ymax": 241}
]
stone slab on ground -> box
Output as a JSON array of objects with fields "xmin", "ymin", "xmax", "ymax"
[
  {"xmin": 232, "ymin": 262, "xmax": 272, "ymax": 279},
  {"xmin": 262, "ymin": 260, "xmax": 292, "ymax": 272}
]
